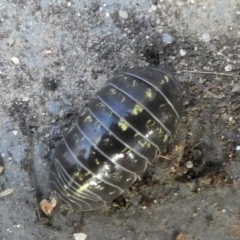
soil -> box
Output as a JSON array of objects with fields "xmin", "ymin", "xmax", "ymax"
[{"xmin": 0, "ymin": 0, "xmax": 240, "ymax": 240}]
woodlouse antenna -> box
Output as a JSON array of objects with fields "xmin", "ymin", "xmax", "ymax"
[{"xmin": 145, "ymin": 19, "xmax": 222, "ymax": 99}]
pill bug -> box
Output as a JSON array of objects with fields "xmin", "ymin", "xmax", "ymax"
[{"xmin": 49, "ymin": 34, "xmax": 184, "ymax": 212}]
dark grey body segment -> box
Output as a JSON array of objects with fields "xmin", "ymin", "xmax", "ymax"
[{"xmin": 49, "ymin": 66, "xmax": 183, "ymax": 212}]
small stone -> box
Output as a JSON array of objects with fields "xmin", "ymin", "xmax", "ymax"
[
  {"xmin": 73, "ymin": 233, "xmax": 87, "ymax": 240},
  {"xmin": 225, "ymin": 64, "xmax": 232, "ymax": 72},
  {"xmin": 201, "ymin": 33, "xmax": 211, "ymax": 43},
  {"xmin": 8, "ymin": 38, "xmax": 15, "ymax": 46},
  {"xmin": 119, "ymin": 10, "xmax": 128, "ymax": 19},
  {"xmin": 12, "ymin": 131, "xmax": 18, "ymax": 135},
  {"xmin": 151, "ymin": 5, "xmax": 157, "ymax": 11},
  {"xmin": 156, "ymin": 18, "xmax": 160, "ymax": 24},
  {"xmin": 229, "ymin": 116, "xmax": 233, "ymax": 122},
  {"xmin": 232, "ymin": 83, "xmax": 240, "ymax": 93},
  {"xmin": 236, "ymin": 146, "xmax": 240, "ymax": 151},
  {"xmin": 176, "ymin": 1, "xmax": 185, "ymax": 7},
  {"xmin": 180, "ymin": 49, "xmax": 187, "ymax": 56},
  {"xmin": 45, "ymin": 50, "xmax": 52, "ymax": 54},
  {"xmin": 11, "ymin": 57, "xmax": 20, "ymax": 65},
  {"xmin": 22, "ymin": 96, "xmax": 29, "ymax": 101},
  {"xmin": 186, "ymin": 161, "xmax": 193, "ymax": 169},
  {"xmin": 0, "ymin": 165, "xmax": 4, "ymax": 175},
  {"xmin": 106, "ymin": 12, "xmax": 110, "ymax": 17},
  {"xmin": 67, "ymin": 2, "xmax": 71, "ymax": 7},
  {"xmin": 161, "ymin": 33, "xmax": 173, "ymax": 45}
]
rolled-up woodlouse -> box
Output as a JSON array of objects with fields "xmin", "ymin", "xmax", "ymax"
[{"xmin": 49, "ymin": 37, "xmax": 184, "ymax": 212}]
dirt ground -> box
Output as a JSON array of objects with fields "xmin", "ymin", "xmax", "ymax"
[{"xmin": 0, "ymin": 0, "xmax": 240, "ymax": 239}]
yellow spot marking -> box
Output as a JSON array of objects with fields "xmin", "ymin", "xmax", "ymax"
[
  {"xmin": 134, "ymin": 133, "xmax": 139, "ymax": 138},
  {"xmin": 164, "ymin": 75, "xmax": 169, "ymax": 83},
  {"xmin": 146, "ymin": 119, "xmax": 151, "ymax": 124},
  {"xmin": 97, "ymin": 102, "xmax": 105, "ymax": 108},
  {"xmin": 146, "ymin": 88, "xmax": 153, "ymax": 99},
  {"xmin": 63, "ymin": 184, "xmax": 68, "ymax": 189},
  {"xmin": 158, "ymin": 128, "xmax": 163, "ymax": 136},
  {"xmin": 163, "ymin": 134, "xmax": 169, "ymax": 143},
  {"xmin": 95, "ymin": 159, "xmax": 100, "ymax": 165},
  {"xmin": 132, "ymin": 104, "xmax": 143, "ymax": 116},
  {"xmin": 121, "ymin": 96, "xmax": 125, "ymax": 102},
  {"xmin": 76, "ymin": 183, "xmax": 90, "ymax": 193},
  {"xmin": 126, "ymin": 149, "xmax": 131, "ymax": 154},
  {"xmin": 122, "ymin": 147, "xmax": 128, "ymax": 153},
  {"xmin": 118, "ymin": 119, "xmax": 128, "ymax": 131},
  {"xmin": 146, "ymin": 119, "xmax": 156, "ymax": 127},
  {"xmin": 133, "ymin": 80, "xmax": 136, "ymax": 87},
  {"xmin": 131, "ymin": 159, "xmax": 137, "ymax": 163},
  {"xmin": 84, "ymin": 115, "xmax": 92, "ymax": 122},
  {"xmin": 139, "ymin": 140, "xmax": 150, "ymax": 148},
  {"xmin": 74, "ymin": 172, "xmax": 80, "ymax": 177},
  {"xmin": 109, "ymin": 88, "xmax": 117, "ymax": 95},
  {"xmin": 146, "ymin": 142, "xmax": 151, "ymax": 149}
]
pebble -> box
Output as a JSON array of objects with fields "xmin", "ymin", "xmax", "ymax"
[
  {"xmin": 180, "ymin": 49, "xmax": 187, "ymax": 56},
  {"xmin": 232, "ymin": 83, "xmax": 240, "ymax": 93},
  {"xmin": 236, "ymin": 146, "xmax": 240, "ymax": 151},
  {"xmin": 73, "ymin": 233, "xmax": 87, "ymax": 240},
  {"xmin": 0, "ymin": 165, "xmax": 4, "ymax": 175},
  {"xmin": 161, "ymin": 33, "xmax": 173, "ymax": 45},
  {"xmin": 11, "ymin": 57, "xmax": 20, "ymax": 65},
  {"xmin": 156, "ymin": 18, "xmax": 160, "ymax": 24},
  {"xmin": 12, "ymin": 131, "xmax": 18, "ymax": 136},
  {"xmin": 151, "ymin": 5, "xmax": 157, "ymax": 11},
  {"xmin": 186, "ymin": 161, "xmax": 193, "ymax": 169},
  {"xmin": 201, "ymin": 33, "xmax": 211, "ymax": 43},
  {"xmin": 225, "ymin": 64, "xmax": 232, "ymax": 72},
  {"xmin": 8, "ymin": 38, "xmax": 15, "ymax": 46},
  {"xmin": 119, "ymin": 10, "xmax": 128, "ymax": 19},
  {"xmin": 22, "ymin": 96, "xmax": 29, "ymax": 101},
  {"xmin": 176, "ymin": 1, "xmax": 185, "ymax": 7}
]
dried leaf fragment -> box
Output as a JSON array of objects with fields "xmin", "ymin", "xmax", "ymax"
[
  {"xmin": 0, "ymin": 188, "xmax": 14, "ymax": 198},
  {"xmin": 40, "ymin": 198, "xmax": 57, "ymax": 216}
]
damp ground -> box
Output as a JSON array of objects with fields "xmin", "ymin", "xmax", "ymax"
[{"xmin": 0, "ymin": 0, "xmax": 240, "ymax": 239}]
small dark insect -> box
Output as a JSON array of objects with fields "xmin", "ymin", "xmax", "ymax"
[{"xmin": 49, "ymin": 26, "xmax": 184, "ymax": 212}]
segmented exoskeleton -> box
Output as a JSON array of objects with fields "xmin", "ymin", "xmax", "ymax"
[{"xmin": 49, "ymin": 61, "xmax": 183, "ymax": 211}]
